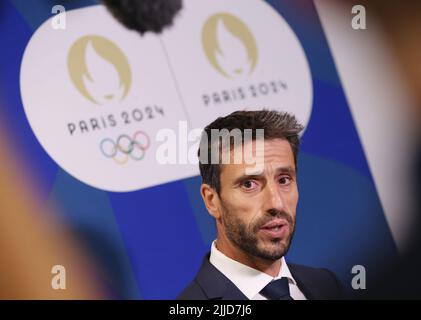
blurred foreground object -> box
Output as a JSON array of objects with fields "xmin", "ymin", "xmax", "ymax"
[
  {"xmin": 342, "ymin": 0, "xmax": 421, "ymax": 298},
  {"xmin": 0, "ymin": 119, "xmax": 104, "ymax": 299},
  {"xmin": 102, "ymin": 0, "xmax": 183, "ymax": 35},
  {"xmin": 361, "ymin": 0, "xmax": 421, "ymax": 124}
]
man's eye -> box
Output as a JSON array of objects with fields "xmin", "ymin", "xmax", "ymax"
[
  {"xmin": 279, "ymin": 176, "xmax": 292, "ymax": 185},
  {"xmin": 242, "ymin": 180, "xmax": 257, "ymax": 189}
]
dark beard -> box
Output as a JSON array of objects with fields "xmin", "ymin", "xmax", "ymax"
[{"xmin": 221, "ymin": 202, "xmax": 295, "ymax": 261}]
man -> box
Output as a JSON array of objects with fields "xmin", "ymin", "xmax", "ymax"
[{"xmin": 178, "ymin": 110, "xmax": 344, "ymax": 300}]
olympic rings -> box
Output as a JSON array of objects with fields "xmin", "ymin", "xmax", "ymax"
[{"xmin": 99, "ymin": 131, "xmax": 150, "ymax": 164}]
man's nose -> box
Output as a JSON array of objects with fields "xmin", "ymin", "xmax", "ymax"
[{"xmin": 264, "ymin": 181, "xmax": 285, "ymax": 213}]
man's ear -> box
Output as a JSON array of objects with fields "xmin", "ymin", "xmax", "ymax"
[{"xmin": 200, "ymin": 184, "xmax": 221, "ymax": 219}]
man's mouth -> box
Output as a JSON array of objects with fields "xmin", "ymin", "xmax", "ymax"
[{"xmin": 259, "ymin": 219, "xmax": 289, "ymax": 238}]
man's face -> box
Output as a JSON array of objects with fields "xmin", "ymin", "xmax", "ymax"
[{"xmin": 217, "ymin": 138, "xmax": 298, "ymax": 261}]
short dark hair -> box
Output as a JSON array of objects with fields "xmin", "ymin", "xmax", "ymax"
[{"xmin": 198, "ymin": 110, "xmax": 304, "ymax": 194}]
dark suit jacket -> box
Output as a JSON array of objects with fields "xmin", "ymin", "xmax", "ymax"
[{"xmin": 177, "ymin": 254, "xmax": 344, "ymax": 300}]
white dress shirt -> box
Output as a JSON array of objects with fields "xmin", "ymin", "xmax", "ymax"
[{"xmin": 209, "ymin": 241, "xmax": 307, "ymax": 300}]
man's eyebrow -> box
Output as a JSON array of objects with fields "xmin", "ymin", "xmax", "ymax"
[
  {"xmin": 232, "ymin": 166, "xmax": 296, "ymax": 185},
  {"xmin": 245, "ymin": 166, "xmax": 296, "ymax": 176},
  {"xmin": 232, "ymin": 174, "xmax": 261, "ymax": 185},
  {"xmin": 275, "ymin": 166, "xmax": 296, "ymax": 176}
]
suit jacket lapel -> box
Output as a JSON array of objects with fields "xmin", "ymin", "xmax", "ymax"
[
  {"xmin": 195, "ymin": 254, "xmax": 248, "ymax": 300},
  {"xmin": 288, "ymin": 263, "xmax": 320, "ymax": 300}
]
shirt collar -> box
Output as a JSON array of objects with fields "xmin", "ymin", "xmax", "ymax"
[{"xmin": 209, "ymin": 240, "xmax": 297, "ymax": 300}]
